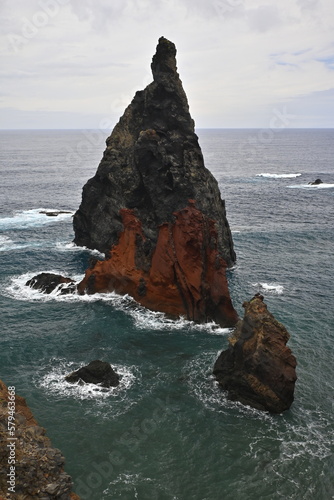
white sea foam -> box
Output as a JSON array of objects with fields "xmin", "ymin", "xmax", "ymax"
[
  {"xmin": 0, "ymin": 235, "xmax": 46, "ymax": 252},
  {"xmin": 288, "ymin": 183, "xmax": 334, "ymax": 189},
  {"xmin": 252, "ymin": 282, "xmax": 284, "ymax": 294},
  {"xmin": 0, "ymin": 235, "xmax": 13, "ymax": 249},
  {"xmin": 0, "ymin": 208, "xmax": 73, "ymax": 231},
  {"xmin": 4, "ymin": 271, "xmax": 83, "ymax": 302},
  {"xmin": 0, "ymin": 236, "xmax": 104, "ymax": 255},
  {"xmin": 55, "ymin": 241, "xmax": 104, "ymax": 258},
  {"xmin": 128, "ymin": 306, "xmax": 231, "ymax": 335},
  {"xmin": 4, "ymin": 271, "xmax": 231, "ymax": 334},
  {"xmin": 36, "ymin": 359, "xmax": 138, "ymax": 401},
  {"xmin": 185, "ymin": 352, "xmax": 274, "ymax": 421},
  {"xmin": 103, "ymin": 473, "xmax": 178, "ymax": 499},
  {"xmin": 256, "ymin": 173, "xmax": 302, "ymax": 179}
]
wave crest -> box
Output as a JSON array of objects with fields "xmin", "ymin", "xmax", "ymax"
[
  {"xmin": 4, "ymin": 272, "xmax": 231, "ymax": 334},
  {"xmin": 0, "ymin": 208, "xmax": 73, "ymax": 231},
  {"xmin": 256, "ymin": 173, "xmax": 302, "ymax": 179},
  {"xmin": 35, "ymin": 358, "xmax": 138, "ymax": 401},
  {"xmin": 288, "ymin": 183, "xmax": 334, "ymax": 189},
  {"xmin": 252, "ymin": 282, "xmax": 284, "ymax": 294}
]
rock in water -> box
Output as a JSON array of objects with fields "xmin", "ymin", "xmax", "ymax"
[
  {"xmin": 308, "ymin": 178, "xmax": 323, "ymax": 185},
  {"xmin": 74, "ymin": 37, "xmax": 238, "ymax": 327},
  {"xmin": 213, "ymin": 295, "xmax": 297, "ymax": 413},
  {"xmin": 65, "ymin": 360, "xmax": 120, "ymax": 388},
  {"xmin": 26, "ymin": 272, "xmax": 76, "ymax": 295},
  {"xmin": 39, "ymin": 210, "xmax": 73, "ymax": 216}
]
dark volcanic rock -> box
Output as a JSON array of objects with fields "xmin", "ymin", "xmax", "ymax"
[
  {"xmin": 73, "ymin": 37, "xmax": 238, "ymax": 327},
  {"xmin": 308, "ymin": 178, "xmax": 323, "ymax": 185},
  {"xmin": 73, "ymin": 37, "xmax": 235, "ymax": 266},
  {"xmin": 39, "ymin": 210, "xmax": 73, "ymax": 217},
  {"xmin": 65, "ymin": 360, "xmax": 120, "ymax": 388},
  {"xmin": 26, "ymin": 272, "xmax": 77, "ymax": 295},
  {"xmin": 213, "ymin": 295, "xmax": 297, "ymax": 413}
]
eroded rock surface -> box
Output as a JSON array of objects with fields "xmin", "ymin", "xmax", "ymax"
[
  {"xmin": 0, "ymin": 380, "xmax": 79, "ymax": 499},
  {"xmin": 73, "ymin": 37, "xmax": 237, "ymax": 327},
  {"xmin": 78, "ymin": 201, "xmax": 238, "ymax": 326},
  {"xmin": 213, "ymin": 295, "xmax": 297, "ymax": 413}
]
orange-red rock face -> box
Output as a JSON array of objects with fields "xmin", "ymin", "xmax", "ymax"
[{"xmin": 78, "ymin": 201, "xmax": 238, "ymax": 327}]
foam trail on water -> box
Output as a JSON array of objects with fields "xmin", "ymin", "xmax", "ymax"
[
  {"xmin": 0, "ymin": 235, "xmax": 47, "ymax": 252},
  {"xmin": 4, "ymin": 271, "xmax": 82, "ymax": 302},
  {"xmin": 288, "ymin": 183, "xmax": 334, "ymax": 189},
  {"xmin": 36, "ymin": 359, "xmax": 137, "ymax": 401},
  {"xmin": 252, "ymin": 282, "xmax": 284, "ymax": 294},
  {"xmin": 4, "ymin": 272, "xmax": 231, "ymax": 334},
  {"xmin": 0, "ymin": 208, "xmax": 73, "ymax": 231},
  {"xmin": 256, "ymin": 173, "xmax": 302, "ymax": 179},
  {"xmin": 185, "ymin": 351, "xmax": 274, "ymax": 420},
  {"xmin": 55, "ymin": 241, "xmax": 104, "ymax": 258}
]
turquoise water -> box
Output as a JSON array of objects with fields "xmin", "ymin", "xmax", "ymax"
[{"xmin": 0, "ymin": 129, "xmax": 333, "ymax": 499}]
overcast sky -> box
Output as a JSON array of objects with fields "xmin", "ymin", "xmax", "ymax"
[{"xmin": 1, "ymin": 0, "xmax": 333, "ymax": 129}]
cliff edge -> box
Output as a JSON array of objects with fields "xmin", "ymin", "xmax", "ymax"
[{"xmin": 0, "ymin": 380, "xmax": 79, "ymax": 499}]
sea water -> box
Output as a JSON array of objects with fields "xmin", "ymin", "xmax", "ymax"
[{"xmin": 0, "ymin": 129, "xmax": 333, "ymax": 500}]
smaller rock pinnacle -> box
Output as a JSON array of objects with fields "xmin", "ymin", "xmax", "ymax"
[{"xmin": 151, "ymin": 36, "xmax": 178, "ymax": 82}]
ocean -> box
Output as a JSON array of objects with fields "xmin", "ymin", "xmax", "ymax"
[{"xmin": 0, "ymin": 128, "xmax": 333, "ymax": 499}]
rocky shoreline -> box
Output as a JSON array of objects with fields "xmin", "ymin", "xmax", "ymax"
[{"xmin": 0, "ymin": 380, "xmax": 80, "ymax": 499}]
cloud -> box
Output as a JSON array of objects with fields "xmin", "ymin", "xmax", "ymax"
[
  {"xmin": 246, "ymin": 5, "xmax": 281, "ymax": 33},
  {"xmin": 0, "ymin": 0, "xmax": 333, "ymax": 128}
]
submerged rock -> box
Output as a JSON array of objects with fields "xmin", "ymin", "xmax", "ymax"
[
  {"xmin": 74, "ymin": 37, "xmax": 238, "ymax": 327},
  {"xmin": 213, "ymin": 295, "xmax": 297, "ymax": 413},
  {"xmin": 65, "ymin": 360, "xmax": 120, "ymax": 388},
  {"xmin": 26, "ymin": 272, "xmax": 77, "ymax": 295},
  {"xmin": 308, "ymin": 178, "xmax": 323, "ymax": 185},
  {"xmin": 39, "ymin": 210, "xmax": 73, "ymax": 217},
  {"xmin": 0, "ymin": 380, "xmax": 80, "ymax": 499}
]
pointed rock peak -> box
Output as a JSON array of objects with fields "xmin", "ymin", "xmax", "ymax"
[{"xmin": 151, "ymin": 36, "xmax": 178, "ymax": 81}]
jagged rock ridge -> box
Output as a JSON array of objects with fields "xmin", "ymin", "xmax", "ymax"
[
  {"xmin": 213, "ymin": 295, "xmax": 297, "ymax": 413},
  {"xmin": 73, "ymin": 36, "xmax": 237, "ymax": 326}
]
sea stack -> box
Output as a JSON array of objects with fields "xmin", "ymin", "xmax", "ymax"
[
  {"xmin": 213, "ymin": 295, "xmax": 297, "ymax": 413},
  {"xmin": 74, "ymin": 37, "xmax": 238, "ymax": 327}
]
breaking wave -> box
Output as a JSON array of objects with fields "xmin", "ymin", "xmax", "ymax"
[
  {"xmin": 252, "ymin": 282, "xmax": 284, "ymax": 294},
  {"xmin": 0, "ymin": 235, "xmax": 45, "ymax": 252},
  {"xmin": 256, "ymin": 173, "xmax": 302, "ymax": 179},
  {"xmin": 36, "ymin": 358, "xmax": 137, "ymax": 402},
  {"xmin": 3, "ymin": 271, "xmax": 231, "ymax": 335},
  {"xmin": 0, "ymin": 208, "xmax": 73, "ymax": 231},
  {"xmin": 55, "ymin": 241, "xmax": 104, "ymax": 258},
  {"xmin": 288, "ymin": 183, "xmax": 334, "ymax": 189}
]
